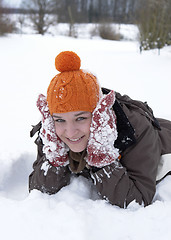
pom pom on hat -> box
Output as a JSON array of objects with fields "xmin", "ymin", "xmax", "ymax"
[
  {"xmin": 55, "ymin": 51, "xmax": 81, "ymax": 72},
  {"xmin": 47, "ymin": 51, "xmax": 101, "ymax": 115}
]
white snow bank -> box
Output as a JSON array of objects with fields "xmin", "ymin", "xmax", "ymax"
[{"xmin": 0, "ymin": 154, "xmax": 171, "ymax": 240}]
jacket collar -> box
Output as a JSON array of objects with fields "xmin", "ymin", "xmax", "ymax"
[{"xmin": 102, "ymin": 87, "xmax": 136, "ymax": 152}]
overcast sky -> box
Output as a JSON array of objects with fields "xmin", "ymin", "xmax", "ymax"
[{"xmin": 5, "ymin": 0, "xmax": 22, "ymax": 7}]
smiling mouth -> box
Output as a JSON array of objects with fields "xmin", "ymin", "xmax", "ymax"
[{"xmin": 67, "ymin": 136, "xmax": 84, "ymax": 142}]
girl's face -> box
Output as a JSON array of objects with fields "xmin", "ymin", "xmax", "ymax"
[{"xmin": 53, "ymin": 111, "xmax": 92, "ymax": 153}]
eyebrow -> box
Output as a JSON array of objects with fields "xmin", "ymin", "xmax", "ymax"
[
  {"xmin": 53, "ymin": 115, "xmax": 62, "ymax": 118},
  {"xmin": 75, "ymin": 111, "xmax": 89, "ymax": 116},
  {"xmin": 53, "ymin": 112, "xmax": 89, "ymax": 118}
]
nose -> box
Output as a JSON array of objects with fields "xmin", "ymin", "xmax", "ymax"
[{"xmin": 65, "ymin": 122, "xmax": 78, "ymax": 138}]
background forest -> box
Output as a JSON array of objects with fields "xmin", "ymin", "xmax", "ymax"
[{"xmin": 1, "ymin": 0, "xmax": 171, "ymax": 51}]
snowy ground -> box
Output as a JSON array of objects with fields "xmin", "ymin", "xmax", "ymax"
[{"xmin": 0, "ymin": 25, "xmax": 171, "ymax": 240}]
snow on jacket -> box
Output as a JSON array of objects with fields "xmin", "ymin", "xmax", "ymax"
[{"xmin": 29, "ymin": 88, "xmax": 171, "ymax": 208}]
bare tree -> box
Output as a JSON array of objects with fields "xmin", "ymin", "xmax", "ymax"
[
  {"xmin": 21, "ymin": 0, "xmax": 56, "ymax": 35},
  {"xmin": 137, "ymin": 0, "xmax": 171, "ymax": 53},
  {"xmin": 0, "ymin": 0, "xmax": 16, "ymax": 35}
]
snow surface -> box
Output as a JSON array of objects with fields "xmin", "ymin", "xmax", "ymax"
[{"xmin": 0, "ymin": 24, "xmax": 171, "ymax": 239}]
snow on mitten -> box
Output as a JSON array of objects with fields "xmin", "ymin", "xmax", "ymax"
[
  {"xmin": 37, "ymin": 94, "xmax": 69, "ymax": 167},
  {"xmin": 86, "ymin": 90, "xmax": 119, "ymax": 168}
]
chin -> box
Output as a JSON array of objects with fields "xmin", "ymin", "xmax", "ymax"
[{"xmin": 69, "ymin": 145, "xmax": 86, "ymax": 153}]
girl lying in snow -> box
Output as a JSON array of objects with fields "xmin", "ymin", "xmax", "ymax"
[{"xmin": 29, "ymin": 51, "xmax": 171, "ymax": 208}]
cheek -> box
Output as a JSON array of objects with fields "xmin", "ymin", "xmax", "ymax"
[
  {"xmin": 84, "ymin": 120, "xmax": 91, "ymax": 136},
  {"xmin": 54, "ymin": 124, "xmax": 63, "ymax": 137}
]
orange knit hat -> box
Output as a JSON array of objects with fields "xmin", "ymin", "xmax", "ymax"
[{"xmin": 47, "ymin": 51, "xmax": 101, "ymax": 115}]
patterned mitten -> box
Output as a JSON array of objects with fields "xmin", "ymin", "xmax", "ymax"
[
  {"xmin": 37, "ymin": 94, "xmax": 69, "ymax": 167},
  {"xmin": 86, "ymin": 90, "xmax": 119, "ymax": 168}
]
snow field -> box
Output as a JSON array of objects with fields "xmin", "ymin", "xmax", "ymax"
[{"xmin": 0, "ymin": 25, "xmax": 171, "ymax": 239}]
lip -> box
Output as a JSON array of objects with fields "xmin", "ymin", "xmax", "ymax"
[{"xmin": 66, "ymin": 136, "xmax": 84, "ymax": 144}]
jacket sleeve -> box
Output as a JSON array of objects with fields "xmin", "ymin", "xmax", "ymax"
[
  {"xmin": 90, "ymin": 105, "xmax": 161, "ymax": 208},
  {"xmin": 29, "ymin": 135, "xmax": 71, "ymax": 194}
]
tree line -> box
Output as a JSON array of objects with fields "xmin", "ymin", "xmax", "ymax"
[{"xmin": 1, "ymin": 0, "xmax": 140, "ymax": 23}]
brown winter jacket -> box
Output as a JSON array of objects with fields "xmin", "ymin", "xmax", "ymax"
[{"xmin": 29, "ymin": 88, "xmax": 171, "ymax": 208}]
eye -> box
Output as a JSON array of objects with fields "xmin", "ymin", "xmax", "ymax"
[
  {"xmin": 76, "ymin": 117, "xmax": 87, "ymax": 121},
  {"xmin": 54, "ymin": 118, "xmax": 65, "ymax": 123}
]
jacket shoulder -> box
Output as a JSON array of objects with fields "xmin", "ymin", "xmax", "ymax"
[
  {"xmin": 30, "ymin": 121, "xmax": 42, "ymax": 138},
  {"xmin": 102, "ymin": 88, "xmax": 161, "ymax": 130}
]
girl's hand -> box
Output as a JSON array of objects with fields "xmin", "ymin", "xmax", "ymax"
[
  {"xmin": 36, "ymin": 94, "xmax": 69, "ymax": 167},
  {"xmin": 86, "ymin": 91, "xmax": 120, "ymax": 168}
]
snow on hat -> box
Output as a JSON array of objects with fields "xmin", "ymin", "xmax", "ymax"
[{"xmin": 47, "ymin": 51, "xmax": 101, "ymax": 115}]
